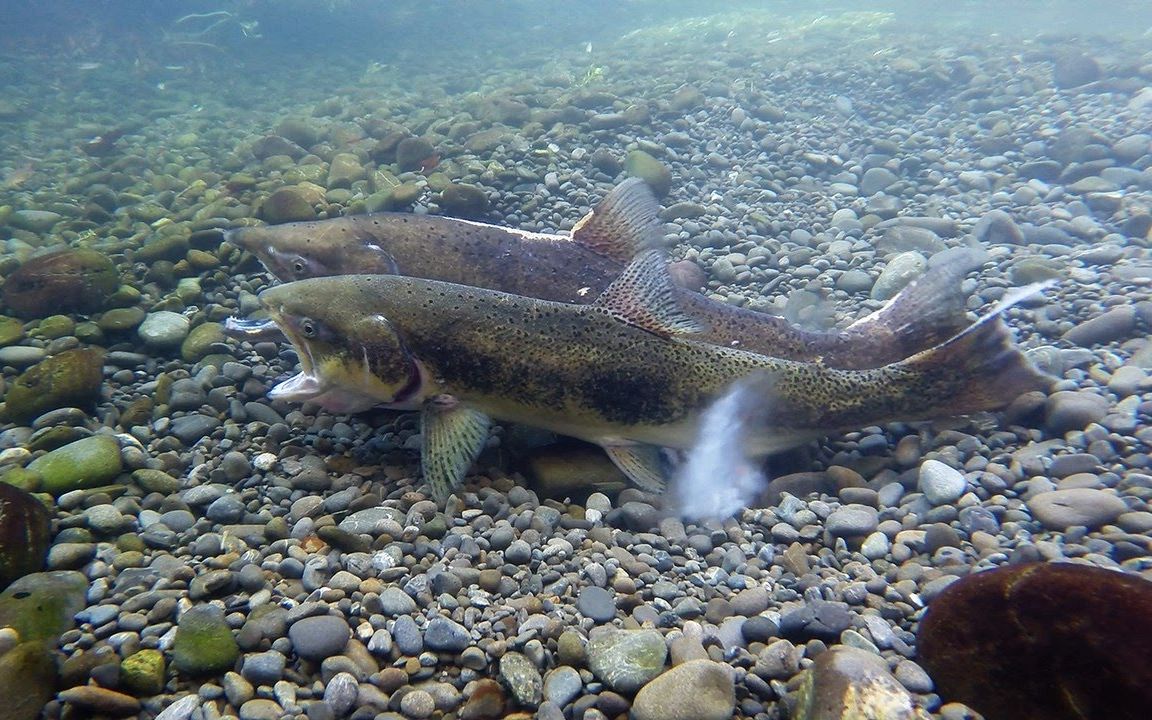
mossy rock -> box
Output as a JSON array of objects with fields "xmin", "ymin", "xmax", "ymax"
[
  {"xmin": 396, "ymin": 137, "xmax": 436, "ymax": 172},
  {"xmin": 0, "ymin": 641, "xmax": 59, "ymax": 720},
  {"xmin": 121, "ymin": 648, "xmax": 166, "ymax": 696},
  {"xmin": 181, "ymin": 322, "xmax": 227, "ymax": 362},
  {"xmin": 0, "ymin": 315, "xmax": 25, "ymax": 346},
  {"xmin": 260, "ymin": 187, "xmax": 317, "ymax": 224},
  {"xmin": 918, "ymin": 562, "xmax": 1152, "ymax": 720},
  {"xmin": 0, "ymin": 483, "xmax": 51, "ymax": 589},
  {"xmin": 625, "ymin": 150, "xmax": 673, "ymax": 198},
  {"xmin": 96, "ymin": 306, "xmax": 146, "ymax": 332},
  {"xmin": 135, "ymin": 234, "xmax": 190, "ymax": 264},
  {"xmin": 1, "ymin": 248, "xmax": 120, "ymax": 319},
  {"xmin": 131, "ymin": 469, "xmax": 180, "ymax": 494},
  {"xmin": 3, "ymin": 347, "xmax": 105, "ymax": 423},
  {"xmin": 27, "ymin": 434, "xmax": 123, "ymax": 495},
  {"xmin": 439, "ymin": 183, "xmax": 489, "ymax": 218},
  {"xmin": 0, "ymin": 570, "xmax": 88, "ymax": 642},
  {"xmin": 172, "ymin": 605, "xmax": 239, "ymax": 676},
  {"xmin": 34, "ymin": 315, "xmax": 74, "ymax": 340},
  {"xmin": 0, "ymin": 467, "xmax": 42, "ymax": 493}
]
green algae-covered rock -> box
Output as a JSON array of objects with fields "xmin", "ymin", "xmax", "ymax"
[
  {"xmin": 0, "ymin": 315, "xmax": 25, "ymax": 346},
  {"xmin": 586, "ymin": 628, "xmax": 667, "ymax": 693},
  {"xmin": 181, "ymin": 322, "xmax": 226, "ymax": 363},
  {"xmin": 918, "ymin": 562, "xmax": 1152, "ymax": 720},
  {"xmin": 3, "ymin": 347, "xmax": 105, "ymax": 423},
  {"xmin": 0, "ymin": 570, "xmax": 88, "ymax": 642},
  {"xmin": 625, "ymin": 150, "xmax": 673, "ymax": 198},
  {"xmin": 130, "ymin": 468, "xmax": 180, "ymax": 494},
  {"xmin": 27, "ymin": 434, "xmax": 123, "ymax": 495},
  {"xmin": 34, "ymin": 315, "xmax": 74, "ymax": 340},
  {"xmin": 439, "ymin": 182, "xmax": 489, "ymax": 218},
  {"xmin": 793, "ymin": 646, "xmax": 929, "ymax": 720},
  {"xmin": 172, "ymin": 604, "xmax": 239, "ymax": 676},
  {"xmin": 0, "ymin": 467, "xmax": 41, "ymax": 493},
  {"xmin": 0, "ymin": 641, "xmax": 58, "ymax": 720},
  {"xmin": 0, "ymin": 483, "xmax": 51, "ymax": 590},
  {"xmin": 121, "ymin": 648, "xmax": 166, "ymax": 696},
  {"xmin": 1, "ymin": 248, "xmax": 120, "ymax": 319},
  {"xmin": 260, "ymin": 187, "xmax": 316, "ymax": 224},
  {"xmin": 96, "ymin": 306, "xmax": 146, "ymax": 332}
]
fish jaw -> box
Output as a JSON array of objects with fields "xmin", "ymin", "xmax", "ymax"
[{"xmin": 260, "ymin": 279, "xmax": 429, "ymax": 409}]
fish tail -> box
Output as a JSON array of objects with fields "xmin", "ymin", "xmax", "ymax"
[
  {"xmin": 901, "ymin": 282, "xmax": 1055, "ymax": 416},
  {"xmin": 842, "ymin": 247, "xmax": 986, "ymax": 360}
]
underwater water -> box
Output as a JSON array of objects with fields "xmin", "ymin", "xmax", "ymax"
[{"xmin": 2, "ymin": 1, "xmax": 1152, "ymax": 719}]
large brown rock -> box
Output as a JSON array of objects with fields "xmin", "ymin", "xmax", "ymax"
[
  {"xmin": 918, "ymin": 562, "xmax": 1152, "ymax": 720},
  {"xmin": 2, "ymin": 248, "xmax": 119, "ymax": 318},
  {"xmin": 0, "ymin": 483, "xmax": 51, "ymax": 590}
]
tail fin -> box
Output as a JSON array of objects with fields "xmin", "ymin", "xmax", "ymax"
[
  {"xmin": 842, "ymin": 247, "xmax": 986, "ymax": 361},
  {"xmin": 901, "ymin": 281, "xmax": 1056, "ymax": 418}
]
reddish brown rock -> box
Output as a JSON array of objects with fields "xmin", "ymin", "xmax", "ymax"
[
  {"xmin": 918, "ymin": 562, "xmax": 1152, "ymax": 720},
  {"xmin": 2, "ymin": 248, "xmax": 119, "ymax": 319}
]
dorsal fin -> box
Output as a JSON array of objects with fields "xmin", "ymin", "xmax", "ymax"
[
  {"xmin": 570, "ymin": 178, "xmax": 662, "ymax": 263},
  {"xmin": 595, "ymin": 250, "xmax": 704, "ymax": 337}
]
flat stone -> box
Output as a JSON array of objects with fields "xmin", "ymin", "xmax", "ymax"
[
  {"xmin": 586, "ymin": 628, "xmax": 667, "ymax": 693},
  {"xmin": 288, "ymin": 615, "xmax": 350, "ymax": 661},
  {"xmin": 632, "ymin": 659, "xmax": 735, "ymax": 720},
  {"xmin": 1027, "ymin": 488, "xmax": 1128, "ymax": 529},
  {"xmin": 576, "ymin": 585, "xmax": 616, "ymax": 623}
]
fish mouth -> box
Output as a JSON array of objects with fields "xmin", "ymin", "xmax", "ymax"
[{"xmin": 264, "ymin": 304, "xmax": 327, "ymax": 402}]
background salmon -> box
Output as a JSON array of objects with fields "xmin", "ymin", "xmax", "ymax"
[{"xmin": 231, "ymin": 179, "xmax": 978, "ymax": 369}]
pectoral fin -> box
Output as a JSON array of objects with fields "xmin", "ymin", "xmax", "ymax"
[
  {"xmin": 603, "ymin": 445, "xmax": 668, "ymax": 493},
  {"xmin": 420, "ymin": 395, "xmax": 491, "ymax": 502}
]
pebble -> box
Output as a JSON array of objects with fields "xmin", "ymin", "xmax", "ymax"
[
  {"xmin": 632, "ymin": 660, "xmax": 735, "ymax": 720},
  {"xmin": 1027, "ymin": 488, "xmax": 1129, "ymax": 529},
  {"xmin": 242, "ymin": 650, "xmax": 286, "ymax": 685},
  {"xmin": 587, "ymin": 628, "xmax": 667, "ymax": 693},
  {"xmin": 825, "ymin": 504, "xmax": 879, "ymax": 538},
  {"xmin": 288, "ymin": 616, "xmax": 350, "ymax": 661},
  {"xmin": 918, "ymin": 460, "xmax": 968, "ymax": 505},
  {"xmin": 543, "ymin": 665, "xmax": 583, "ymax": 707},
  {"xmin": 576, "ymin": 585, "xmax": 616, "ymax": 622},
  {"xmin": 499, "ymin": 651, "xmax": 543, "ymax": 706},
  {"xmin": 323, "ymin": 671, "xmax": 359, "ymax": 717},
  {"xmin": 138, "ymin": 311, "xmax": 191, "ymax": 349},
  {"xmin": 423, "ymin": 616, "xmax": 470, "ymax": 652}
]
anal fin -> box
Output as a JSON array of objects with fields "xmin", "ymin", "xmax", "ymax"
[
  {"xmin": 420, "ymin": 395, "xmax": 491, "ymax": 502},
  {"xmin": 603, "ymin": 445, "xmax": 668, "ymax": 493}
]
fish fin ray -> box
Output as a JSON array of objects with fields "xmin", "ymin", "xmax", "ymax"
[
  {"xmin": 901, "ymin": 279, "xmax": 1057, "ymax": 416},
  {"xmin": 843, "ymin": 247, "xmax": 986, "ymax": 359},
  {"xmin": 603, "ymin": 445, "xmax": 667, "ymax": 492},
  {"xmin": 570, "ymin": 178, "xmax": 662, "ymax": 263},
  {"xmin": 595, "ymin": 250, "xmax": 705, "ymax": 337},
  {"xmin": 420, "ymin": 395, "xmax": 491, "ymax": 503}
]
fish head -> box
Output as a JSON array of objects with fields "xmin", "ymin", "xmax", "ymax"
[
  {"xmin": 260, "ymin": 278, "xmax": 425, "ymax": 408},
  {"xmin": 226, "ymin": 226, "xmax": 339, "ymax": 281},
  {"xmin": 226, "ymin": 224, "xmax": 399, "ymax": 282}
]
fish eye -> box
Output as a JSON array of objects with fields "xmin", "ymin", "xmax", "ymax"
[
  {"xmin": 300, "ymin": 318, "xmax": 318, "ymax": 338},
  {"xmin": 292, "ymin": 257, "xmax": 308, "ymax": 275}
]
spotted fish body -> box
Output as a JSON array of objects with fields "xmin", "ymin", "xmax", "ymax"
[
  {"xmin": 232, "ymin": 179, "xmax": 974, "ymax": 369},
  {"xmin": 261, "ymin": 251, "xmax": 1052, "ymax": 501}
]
